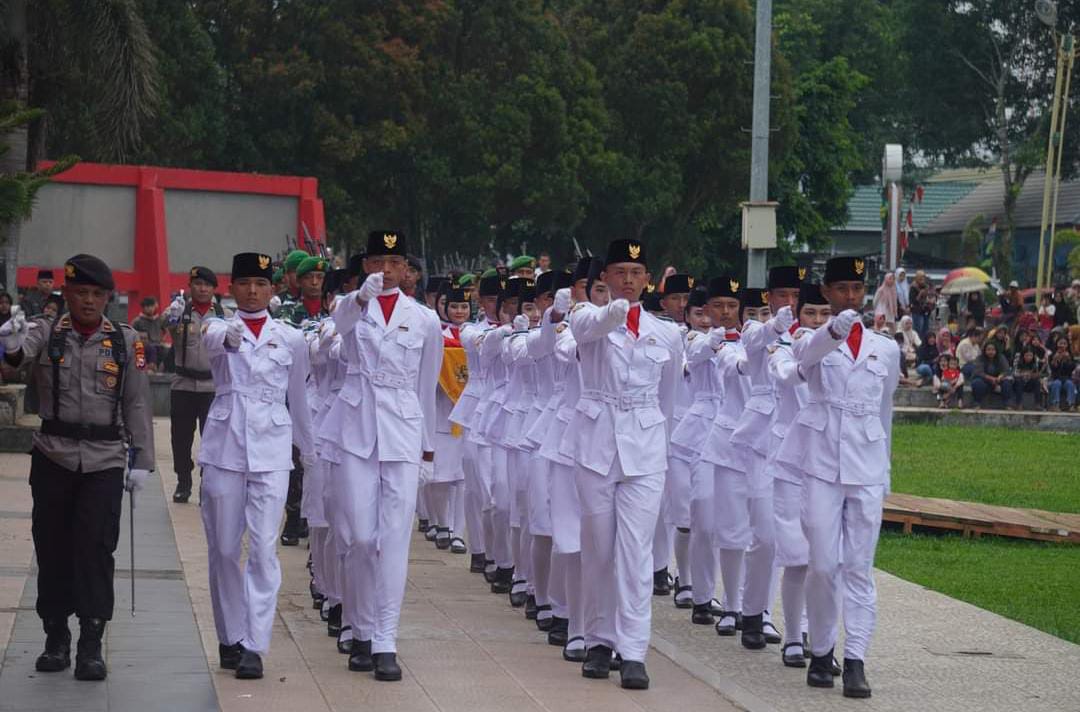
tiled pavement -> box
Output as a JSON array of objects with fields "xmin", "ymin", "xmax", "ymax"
[{"xmin": 1, "ymin": 419, "xmax": 1079, "ymax": 711}]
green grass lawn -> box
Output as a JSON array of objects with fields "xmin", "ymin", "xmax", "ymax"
[
  {"xmin": 876, "ymin": 532, "xmax": 1080, "ymax": 645},
  {"xmin": 890, "ymin": 424, "xmax": 1080, "ymax": 512},
  {"xmin": 879, "ymin": 423, "xmax": 1080, "ymax": 643}
]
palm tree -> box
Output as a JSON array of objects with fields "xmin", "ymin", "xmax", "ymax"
[{"xmin": 0, "ymin": 0, "xmax": 158, "ymax": 291}]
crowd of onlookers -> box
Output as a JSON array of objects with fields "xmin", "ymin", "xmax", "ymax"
[{"xmin": 880, "ymin": 270, "xmax": 1080, "ymax": 412}]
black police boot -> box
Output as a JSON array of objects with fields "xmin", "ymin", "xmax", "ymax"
[
  {"xmin": 327, "ymin": 603, "xmax": 343, "ymax": 637},
  {"xmin": 691, "ymin": 602, "xmax": 715, "ymax": 625},
  {"xmin": 373, "ymin": 652, "xmax": 402, "ymax": 681},
  {"xmin": 652, "ymin": 567, "xmax": 671, "ymax": 596},
  {"xmin": 73, "ymin": 618, "xmax": 107, "ymax": 681},
  {"xmin": 842, "ymin": 658, "xmax": 872, "ymax": 698},
  {"xmin": 470, "ymin": 553, "xmax": 486, "ymax": 573},
  {"xmin": 280, "ymin": 510, "xmax": 302, "ymax": 546},
  {"xmin": 235, "ymin": 647, "xmax": 263, "ymax": 679},
  {"xmin": 581, "ymin": 644, "xmax": 612, "ymax": 679},
  {"xmin": 619, "ymin": 660, "xmax": 650, "ymax": 690},
  {"xmin": 807, "ymin": 648, "xmax": 835, "ymax": 688},
  {"xmin": 547, "ymin": 616, "xmax": 569, "ymax": 646},
  {"xmin": 490, "ymin": 567, "xmax": 514, "ymax": 594},
  {"xmin": 172, "ymin": 484, "xmax": 191, "ymax": 504},
  {"xmin": 740, "ymin": 613, "xmax": 767, "ymax": 650},
  {"xmin": 348, "ymin": 639, "xmax": 373, "ymax": 672},
  {"xmin": 35, "ymin": 618, "xmax": 71, "ymax": 672},
  {"xmin": 219, "ymin": 642, "xmax": 243, "ymax": 670}
]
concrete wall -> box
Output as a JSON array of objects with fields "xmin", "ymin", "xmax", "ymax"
[{"xmin": 18, "ymin": 183, "xmax": 136, "ymax": 269}]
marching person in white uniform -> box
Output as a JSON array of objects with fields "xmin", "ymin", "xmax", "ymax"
[
  {"xmin": 198, "ymin": 252, "xmax": 316, "ymax": 680},
  {"xmin": 775, "ymin": 256, "xmax": 899, "ymax": 698},
  {"xmin": 568, "ymin": 239, "xmax": 682, "ymax": 690},
  {"xmin": 319, "ymin": 230, "xmax": 442, "ymax": 682}
]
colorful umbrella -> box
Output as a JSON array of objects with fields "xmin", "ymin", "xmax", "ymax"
[{"xmin": 941, "ymin": 267, "xmax": 991, "ymax": 295}]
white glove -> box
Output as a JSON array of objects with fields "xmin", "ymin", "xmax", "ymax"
[
  {"xmin": 301, "ymin": 451, "xmax": 318, "ymax": 470},
  {"xmin": 609, "ymin": 298, "xmax": 630, "ymax": 323},
  {"xmin": 513, "ymin": 314, "xmax": 529, "ymax": 332},
  {"xmin": 269, "ymin": 295, "xmax": 282, "ymax": 313},
  {"xmin": 125, "ymin": 468, "xmax": 151, "ymax": 497},
  {"xmin": 225, "ymin": 317, "xmax": 246, "ymax": 349},
  {"xmin": 0, "ymin": 312, "xmax": 27, "ymax": 351},
  {"xmin": 497, "ymin": 323, "xmax": 514, "ymax": 338},
  {"xmin": 319, "ymin": 320, "xmax": 336, "ymax": 350},
  {"xmin": 772, "ymin": 305, "xmax": 794, "ymax": 334},
  {"xmin": 708, "ymin": 327, "xmax": 726, "ymax": 349},
  {"xmin": 164, "ymin": 295, "xmax": 186, "ymax": 321},
  {"xmin": 830, "ymin": 309, "xmax": 860, "ymax": 339},
  {"xmin": 419, "ymin": 459, "xmax": 434, "ymax": 484},
  {"xmin": 357, "ymin": 271, "xmax": 384, "ymax": 303},
  {"xmin": 553, "ymin": 288, "xmax": 572, "ymax": 316}
]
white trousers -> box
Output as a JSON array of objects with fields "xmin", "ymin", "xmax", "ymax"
[
  {"xmin": 329, "ymin": 452, "xmax": 419, "ymax": 654},
  {"xmin": 689, "ymin": 458, "xmax": 716, "ymax": 606},
  {"xmin": 201, "ymin": 465, "xmax": 288, "ymax": 654},
  {"xmin": 773, "ymin": 478, "xmax": 809, "ymax": 567},
  {"xmin": 803, "ymin": 476, "xmax": 883, "ymax": 660},
  {"xmin": 576, "ymin": 458, "xmax": 664, "ymax": 663},
  {"xmin": 549, "ymin": 461, "xmax": 581, "ymax": 555},
  {"xmin": 490, "ymin": 445, "xmax": 513, "ymax": 568}
]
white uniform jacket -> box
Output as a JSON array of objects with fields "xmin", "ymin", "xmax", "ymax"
[
  {"xmin": 448, "ymin": 320, "xmax": 489, "ymax": 429},
  {"xmin": 774, "ymin": 322, "xmax": 899, "ymax": 487},
  {"xmin": 567, "ymin": 302, "xmax": 683, "ymax": 477},
  {"xmin": 765, "ymin": 328, "xmax": 810, "ymax": 484},
  {"xmin": 199, "ymin": 317, "xmax": 315, "ymax": 473},
  {"xmin": 729, "ymin": 318, "xmax": 784, "ymax": 456},
  {"xmin": 669, "ymin": 329, "xmax": 725, "ymax": 455},
  {"xmin": 320, "ymin": 289, "xmax": 442, "ymax": 464}
]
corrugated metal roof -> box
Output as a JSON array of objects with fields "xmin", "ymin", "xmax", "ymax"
[
  {"xmin": 837, "ymin": 182, "xmax": 978, "ymax": 233},
  {"xmin": 923, "ymin": 170, "xmax": 1080, "ymax": 234}
]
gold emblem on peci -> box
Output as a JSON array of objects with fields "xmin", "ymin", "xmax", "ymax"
[
  {"xmin": 687, "ymin": 276, "xmax": 695, "ymax": 287},
  {"xmin": 258, "ymin": 255, "xmax": 271, "ymax": 270},
  {"xmin": 761, "ymin": 292, "xmax": 769, "ymax": 305},
  {"xmin": 384, "ymin": 233, "xmax": 398, "ymax": 249},
  {"xmin": 730, "ymin": 279, "xmax": 740, "ymax": 293},
  {"xmin": 798, "ymin": 267, "xmax": 807, "ymax": 280},
  {"xmin": 628, "ymin": 243, "xmax": 641, "ymax": 260},
  {"xmin": 854, "ymin": 259, "xmax": 865, "ymax": 276}
]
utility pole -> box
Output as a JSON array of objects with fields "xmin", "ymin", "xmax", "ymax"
[{"xmin": 745, "ymin": 0, "xmax": 773, "ymax": 287}]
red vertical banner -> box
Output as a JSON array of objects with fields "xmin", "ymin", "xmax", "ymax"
[{"xmin": 133, "ymin": 168, "xmax": 170, "ymax": 322}]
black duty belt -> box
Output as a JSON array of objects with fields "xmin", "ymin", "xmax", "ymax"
[
  {"xmin": 175, "ymin": 365, "xmax": 213, "ymax": 380},
  {"xmin": 40, "ymin": 419, "xmax": 123, "ymax": 442}
]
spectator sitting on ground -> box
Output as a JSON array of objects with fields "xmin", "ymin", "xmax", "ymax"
[
  {"xmin": 956, "ymin": 327, "xmax": 984, "ymax": 380},
  {"xmin": 987, "ymin": 325, "xmax": 1012, "ymax": 363},
  {"xmin": 873, "ymin": 311, "xmax": 889, "ymax": 334},
  {"xmin": 1015, "ymin": 328, "xmax": 1046, "ymax": 361},
  {"xmin": 898, "ymin": 315, "xmax": 922, "ymax": 375},
  {"xmin": 967, "ymin": 290, "xmax": 986, "ymax": 327},
  {"xmin": 970, "ymin": 341, "xmax": 1014, "ymax": 410},
  {"xmin": 132, "ymin": 296, "xmax": 169, "ymax": 374},
  {"xmin": 1047, "ymin": 337, "xmax": 1077, "ymax": 412},
  {"xmin": 894, "ymin": 332, "xmax": 922, "ymax": 387},
  {"xmin": 1000, "ymin": 281, "xmax": 1023, "ymax": 327},
  {"xmin": 1011, "ymin": 347, "xmax": 1046, "ymax": 411},
  {"xmin": 937, "ymin": 327, "xmax": 956, "ymax": 357},
  {"xmin": 933, "ymin": 354, "xmax": 964, "ymax": 409},
  {"xmin": 915, "ymin": 329, "xmax": 940, "ymax": 384}
]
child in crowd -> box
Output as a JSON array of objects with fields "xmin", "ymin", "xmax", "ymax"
[{"xmin": 933, "ymin": 355, "xmax": 964, "ymax": 409}]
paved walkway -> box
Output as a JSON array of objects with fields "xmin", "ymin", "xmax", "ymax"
[{"xmin": 0, "ymin": 418, "xmax": 1078, "ymax": 711}]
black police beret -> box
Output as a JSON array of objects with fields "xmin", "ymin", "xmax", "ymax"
[
  {"xmin": 188, "ymin": 265, "xmax": 218, "ymax": 287},
  {"xmin": 366, "ymin": 230, "xmax": 408, "ymax": 257},
  {"xmin": 64, "ymin": 254, "xmax": 114, "ymax": 290},
  {"xmin": 37, "ymin": 269, "xmax": 54, "ymax": 280},
  {"xmin": 231, "ymin": 252, "xmax": 274, "ymax": 281}
]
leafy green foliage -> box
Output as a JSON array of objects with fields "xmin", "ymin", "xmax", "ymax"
[{"xmin": 0, "ymin": 102, "xmax": 77, "ymax": 225}]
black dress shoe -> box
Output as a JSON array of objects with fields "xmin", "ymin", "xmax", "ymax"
[
  {"xmin": 280, "ymin": 530, "xmax": 300, "ymax": 546},
  {"xmin": 172, "ymin": 486, "xmax": 191, "ymax": 504},
  {"xmin": 610, "ymin": 652, "xmax": 622, "ymax": 671},
  {"xmin": 563, "ymin": 637, "xmax": 587, "ymax": 663},
  {"xmin": 490, "ymin": 567, "xmax": 513, "ymax": 594},
  {"xmin": 782, "ymin": 642, "xmax": 806, "ymax": 668},
  {"xmin": 715, "ymin": 610, "xmax": 740, "ymax": 636},
  {"xmin": 327, "ymin": 603, "xmax": 343, "ymax": 637},
  {"xmin": 582, "ymin": 645, "xmax": 612, "ymax": 679},
  {"xmin": 435, "ymin": 527, "xmax": 451, "ymax": 550},
  {"xmin": 535, "ymin": 606, "xmax": 553, "ymax": 631},
  {"xmin": 297, "ymin": 518, "xmax": 309, "ymax": 539},
  {"xmin": 348, "ymin": 639, "xmax": 373, "ymax": 672},
  {"xmin": 619, "ymin": 660, "xmax": 650, "ymax": 690},
  {"xmin": 320, "ymin": 600, "xmax": 331, "ymax": 622},
  {"xmin": 832, "ymin": 656, "xmax": 842, "ymax": 676},
  {"xmin": 310, "ymin": 580, "xmax": 325, "ymax": 610},
  {"xmin": 450, "ymin": 536, "xmax": 467, "ymax": 554},
  {"xmin": 508, "ymin": 581, "xmax": 528, "ymax": 607},
  {"xmin": 524, "ymin": 594, "xmax": 538, "ymax": 618},
  {"xmin": 807, "ymin": 648, "xmax": 835, "ymax": 688},
  {"xmin": 672, "ymin": 578, "xmax": 693, "ymax": 609},
  {"xmin": 337, "ymin": 627, "xmax": 353, "ymax": 654},
  {"xmin": 652, "ymin": 567, "xmax": 672, "ymax": 596},
  {"xmin": 740, "ymin": 613, "xmax": 767, "ymax": 650},
  {"xmin": 470, "ymin": 553, "xmax": 486, "ymax": 573},
  {"xmin": 842, "ymin": 658, "xmax": 871, "ymax": 698},
  {"xmin": 235, "ymin": 648, "xmax": 263, "ymax": 679},
  {"xmin": 219, "ymin": 642, "xmax": 243, "ymax": 670},
  {"xmin": 762, "ymin": 616, "xmax": 782, "ymax": 645},
  {"xmin": 547, "ymin": 617, "xmax": 569, "ymax": 646},
  {"xmin": 483, "ymin": 560, "xmax": 498, "ymax": 583},
  {"xmin": 35, "ymin": 618, "xmax": 71, "ymax": 672},
  {"xmin": 73, "ymin": 618, "xmax": 107, "ymax": 681},
  {"xmin": 373, "ymin": 652, "xmax": 402, "ymax": 681},
  {"xmin": 692, "ymin": 602, "xmax": 715, "ymax": 625}
]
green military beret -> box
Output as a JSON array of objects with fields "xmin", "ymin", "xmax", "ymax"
[
  {"xmin": 272, "ymin": 268, "xmax": 284, "ymax": 284},
  {"xmin": 284, "ymin": 249, "xmax": 310, "ymax": 272},
  {"xmin": 481, "ymin": 268, "xmax": 499, "ymax": 279},
  {"xmin": 509, "ymin": 255, "xmax": 535, "ymax": 271},
  {"xmin": 296, "ymin": 255, "xmax": 328, "ymax": 278},
  {"xmin": 457, "ymin": 273, "xmax": 476, "ymax": 287}
]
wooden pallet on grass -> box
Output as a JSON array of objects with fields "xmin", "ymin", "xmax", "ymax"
[{"xmin": 883, "ymin": 492, "xmax": 1080, "ymax": 544}]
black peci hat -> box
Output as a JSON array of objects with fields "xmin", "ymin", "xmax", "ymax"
[
  {"xmin": 552, "ymin": 270, "xmax": 574, "ymax": 292},
  {"xmin": 824, "ymin": 256, "xmax": 867, "ymax": 284},
  {"xmin": 426, "ymin": 276, "xmax": 449, "ymax": 295},
  {"xmin": 688, "ymin": 285, "xmax": 709, "ymax": 308},
  {"xmin": 572, "ymin": 256, "xmax": 593, "ymax": 282},
  {"xmin": 585, "ymin": 257, "xmax": 605, "ymax": 300},
  {"xmin": 797, "ymin": 283, "xmax": 828, "ymax": 314},
  {"xmin": 479, "ymin": 274, "xmax": 504, "ymax": 297},
  {"xmin": 642, "ymin": 290, "xmax": 663, "ymax": 313},
  {"xmin": 446, "ymin": 287, "xmax": 469, "ymax": 304},
  {"xmin": 231, "ymin": 252, "xmax": 274, "ymax": 281},
  {"xmin": 63, "ymin": 254, "xmax": 114, "ymax": 290},
  {"xmin": 740, "ymin": 288, "xmax": 769, "ymax": 310},
  {"xmin": 535, "ymin": 270, "xmax": 557, "ymax": 297},
  {"xmin": 366, "ymin": 230, "xmax": 408, "ymax": 257},
  {"xmin": 662, "ymin": 274, "xmax": 693, "ymax": 296},
  {"xmin": 707, "ymin": 275, "xmax": 740, "ymax": 300},
  {"xmin": 767, "ymin": 266, "xmax": 802, "ymax": 291},
  {"xmin": 188, "ymin": 265, "xmax": 218, "ymax": 287},
  {"xmin": 604, "ymin": 239, "xmax": 647, "ymax": 268},
  {"xmin": 347, "ymin": 253, "xmax": 365, "ymax": 277}
]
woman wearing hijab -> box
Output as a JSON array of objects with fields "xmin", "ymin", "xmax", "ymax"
[
  {"xmin": 873, "ymin": 273, "xmax": 898, "ymax": 333},
  {"xmin": 937, "ymin": 327, "xmax": 955, "ymax": 357},
  {"xmin": 897, "ymin": 315, "xmax": 921, "ymax": 375}
]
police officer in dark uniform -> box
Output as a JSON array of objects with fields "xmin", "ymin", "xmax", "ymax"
[
  {"xmin": 0, "ymin": 254, "xmax": 155, "ymax": 681},
  {"xmin": 162, "ymin": 266, "xmax": 231, "ymax": 503}
]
